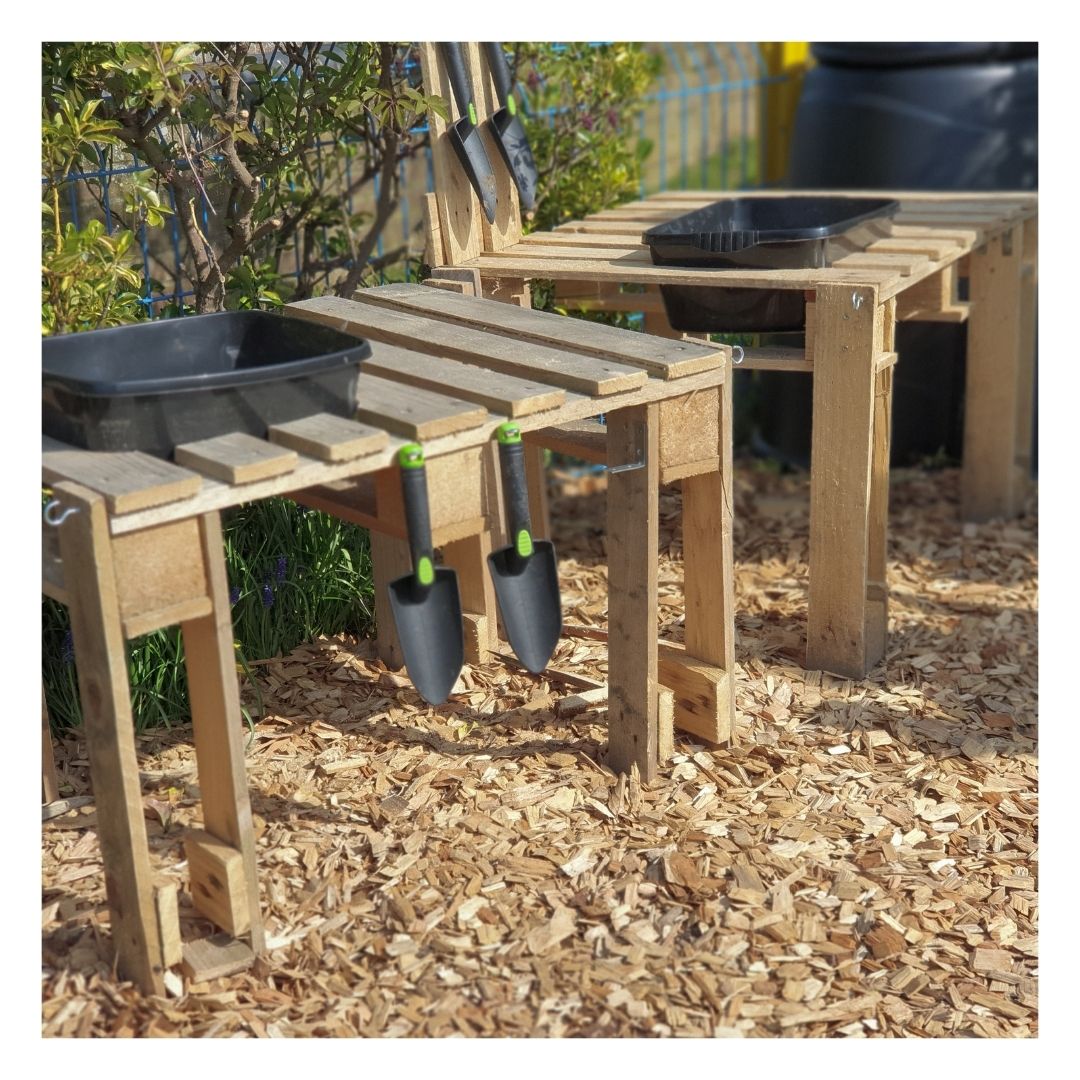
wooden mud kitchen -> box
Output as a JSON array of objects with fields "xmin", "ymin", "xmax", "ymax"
[{"xmin": 42, "ymin": 283, "xmax": 734, "ymax": 993}]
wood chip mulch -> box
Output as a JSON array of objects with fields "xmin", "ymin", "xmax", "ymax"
[{"xmin": 42, "ymin": 462, "xmax": 1037, "ymax": 1038}]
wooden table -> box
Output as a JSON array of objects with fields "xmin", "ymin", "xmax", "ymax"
[
  {"xmin": 41, "ymin": 283, "xmax": 733, "ymax": 993},
  {"xmin": 448, "ymin": 188, "xmax": 1038, "ymax": 679}
]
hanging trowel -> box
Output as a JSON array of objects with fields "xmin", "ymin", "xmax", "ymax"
[
  {"xmin": 483, "ymin": 42, "xmax": 539, "ymax": 213},
  {"xmin": 439, "ymin": 42, "xmax": 498, "ymax": 224},
  {"xmin": 387, "ymin": 444, "xmax": 464, "ymax": 706},
  {"xmin": 487, "ymin": 423, "xmax": 562, "ymax": 673}
]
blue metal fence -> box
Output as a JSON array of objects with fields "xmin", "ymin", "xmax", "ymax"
[{"xmin": 46, "ymin": 43, "xmax": 786, "ymax": 316}]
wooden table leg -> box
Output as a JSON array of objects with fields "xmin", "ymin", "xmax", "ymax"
[
  {"xmin": 180, "ymin": 512, "xmax": 264, "ymax": 954},
  {"xmin": 55, "ymin": 482, "xmax": 166, "ymax": 995},
  {"xmin": 1013, "ymin": 218, "xmax": 1038, "ymax": 507},
  {"xmin": 865, "ymin": 364, "xmax": 895, "ymax": 669},
  {"xmin": 606, "ymin": 403, "xmax": 660, "ymax": 781},
  {"xmin": 370, "ymin": 531, "xmax": 411, "ymax": 669},
  {"xmin": 441, "ymin": 529, "xmax": 498, "ymax": 663},
  {"xmin": 962, "ymin": 225, "xmax": 1025, "ymax": 521},
  {"xmin": 806, "ymin": 285, "xmax": 884, "ymax": 679},
  {"xmin": 668, "ymin": 371, "xmax": 735, "ymax": 745}
]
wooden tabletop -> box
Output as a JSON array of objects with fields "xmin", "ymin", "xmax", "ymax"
[
  {"xmin": 463, "ymin": 189, "xmax": 1039, "ymax": 302},
  {"xmin": 42, "ymin": 284, "xmax": 729, "ymax": 537}
]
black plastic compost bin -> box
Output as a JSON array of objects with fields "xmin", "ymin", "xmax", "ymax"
[
  {"xmin": 42, "ymin": 311, "xmax": 371, "ymax": 459},
  {"xmin": 643, "ymin": 195, "xmax": 899, "ymax": 332}
]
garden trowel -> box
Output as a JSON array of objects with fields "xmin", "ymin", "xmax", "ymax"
[
  {"xmin": 483, "ymin": 42, "xmax": 539, "ymax": 213},
  {"xmin": 487, "ymin": 423, "xmax": 562, "ymax": 673},
  {"xmin": 387, "ymin": 444, "xmax": 464, "ymax": 705},
  {"xmin": 439, "ymin": 42, "xmax": 498, "ymax": 224}
]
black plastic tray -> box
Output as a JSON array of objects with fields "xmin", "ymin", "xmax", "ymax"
[
  {"xmin": 42, "ymin": 311, "xmax": 371, "ymax": 458},
  {"xmin": 643, "ymin": 195, "xmax": 899, "ymax": 332}
]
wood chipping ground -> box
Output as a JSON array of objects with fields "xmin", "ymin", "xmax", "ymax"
[{"xmin": 42, "ymin": 462, "xmax": 1037, "ymax": 1037}]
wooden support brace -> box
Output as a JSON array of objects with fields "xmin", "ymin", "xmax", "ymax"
[
  {"xmin": 184, "ymin": 829, "xmax": 251, "ymax": 937},
  {"xmin": 42, "ymin": 684, "xmax": 60, "ymax": 805},
  {"xmin": 605, "ymin": 403, "xmax": 660, "ymax": 781},
  {"xmin": 370, "ymin": 530, "xmax": 412, "ymax": 670},
  {"xmin": 657, "ymin": 643, "xmax": 732, "ymax": 745},
  {"xmin": 154, "ymin": 878, "xmax": 183, "ymax": 969}
]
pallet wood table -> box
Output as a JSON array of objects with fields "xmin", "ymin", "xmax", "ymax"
[
  {"xmin": 41, "ymin": 282, "xmax": 732, "ymax": 993},
  {"xmin": 433, "ymin": 177, "xmax": 1037, "ymax": 679}
]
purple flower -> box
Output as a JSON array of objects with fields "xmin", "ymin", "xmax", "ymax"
[
  {"xmin": 581, "ymin": 113, "xmax": 594, "ymax": 131},
  {"xmin": 61, "ymin": 629, "xmax": 74, "ymax": 665},
  {"xmin": 229, "ymin": 585, "xmax": 241, "ymax": 606},
  {"xmin": 607, "ymin": 108, "xmax": 619, "ymax": 129},
  {"xmin": 275, "ymin": 555, "xmax": 287, "ymax": 582},
  {"xmin": 262, "ymin": 582, "xmax": 274, "ymax": 608}
]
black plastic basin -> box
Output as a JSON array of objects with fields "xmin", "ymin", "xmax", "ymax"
[
  {"xmin": 42, "ymin": 311, "xmax": 371, "ymax": 458},
  {"xmin": 643, "ymin": 195, "xmax": 899, "ymax": 332}
]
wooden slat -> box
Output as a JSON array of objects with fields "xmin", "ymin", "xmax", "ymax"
[
  {"xmin": 290, "ymin": 294, "xmax": 650, "ymax": 396},
  {"xmin": 354, "ymin": 283, "xmax": 723, "ymax": 380},
  {"xmin": 834, "ymin": 252, "xmax": 931, "ymax": 277},
  {"xmin": 493, "ymin": 243, "xmax": 644, "ymax": 261},
  {"xmin": 174, "ymin": 432, "xmax": 298, "ymax": 485},
  {"xmin": 886, "ymin": 223, "xmax": 980, "ymax": 248},
  {"xmin": 360, "ymin": 340, "xmax": 565, "ymax": 417},
  {"xmin": 520, "ymin": 231, "xmax": 646, "ymax": 249},
  {"xmin": 355, "ymin": 375, "xmax": 489, "ymax": 440},
  {"xmin": 739, "ymin": 347, "xmax": 812, "ymax": 374},
  {"xmin": 42, "ymin": 437, "xmax": 201, "ymax": 514},
  {"xmin": 866, "ymin": 237, "xmax": 962, "ymax": 261},
  {"xmin": 184, "ymin": 830, "xmax": 250, "ymax": 936},
  {"xmin": 268, "ymin": 414, "xmax": 389, "ymax": 462},
  {"xmin": 524, "ymin": 418, "xmax": 607, "ymax": 463},
  {"xmin": 605, "ymin": 404, "xmax": 660, "ymax": 782},
  {"xmin": 866, "ymin": 364, "xmax": 894, "ymax": 669},
  {"xmin": 181, "ymin": 935, "xmax": 255, "ymax": 982},
  {"xmin": 466, "ymin": 252, "xmax": 903, "ymax": 296}
]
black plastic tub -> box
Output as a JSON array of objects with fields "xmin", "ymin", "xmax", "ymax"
[
  {"xmin": 643, "ymin": 195, "xmax": 899, "ymax": 332},
  {"xmin": 42, "ymin": 311, "xmax": 371, "ymax": 458}
]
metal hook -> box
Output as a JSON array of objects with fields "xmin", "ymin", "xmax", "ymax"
[
  {"xmin": 608, "ymin": 448, "xmax": 645, "ymax": 474},
  {"xmin": 43, "ymin": 499, "xmax": 79, "ymax": 527},
  {"xmin": 731, "ymin": 345, "xmax": 745, "ymax": 365},
  {"xmin": 852, "ymin": 291, "xmax": 864, "ymax": 310}
]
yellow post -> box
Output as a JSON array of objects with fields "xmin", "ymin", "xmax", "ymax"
[{"xmin": 760, "ymin": 42, "xmax": 811, "ymax": 185}]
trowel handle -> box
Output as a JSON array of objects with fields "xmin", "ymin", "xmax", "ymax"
[
  {"xmin": 484, "ymin": 42, "xmax": 514, "ymax": 109},
  {"xmin": 398, "ymin": 444, "xmax": 437, "ymax": 589},
  {"xmin": 440, "ymin": 43, "xmax": 475, "ymax": 122},
  {"xmin": 495, "ymin": 423, "xmax": 535, "ymax": 561}
]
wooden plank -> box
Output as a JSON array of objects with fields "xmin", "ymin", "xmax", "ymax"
[
  {"xmin": 466, "ymin": 40, "xmax": 523, "ymax": 251},
  {"xmin": 467, "ymin": 252, "xmax": 904, "ymax": 296},
  {"xmin": 886, "ymin": 223, "xmax": 980, "ymax": 248},
  {"xmin": 867, "ymin": 237, "xmax": 961, "ymax": 261},
  {"xmin": 268, "ymin": 413, "xmax": 389, "ymax": 463},
  {"xmin": 605, "ymin": 403, "xmax": 659, "ymax": 781},
  {"xmin": 105, "ymin": 363, "xmax": 732, "ymax": 536},
  {"xmin": 679, "ymin": 369, "xmax": 735, "ymax": 742},
  {"xmin": 442, "ymin": 529, "xmax": 498, "ymax": 665},
  {"xmin": 111, "ymin": 518, "xmax": 209, "ymax": 632},
  {"xmin": 961, "ymin": 228, "xmax": 1024, "ymax": 521},
  {"xmin": 174, "ymin": 432, "xmax": 298, "ymax": 485},
  {"xmin": 834, "ymin": 252, "xmax": 931, "ymax": 277},
  {"xmin": 521, "ymin": 231, "xmax": 646, "ymax": 249},
  {"xmin": 184, "ymin": 829, "xmax": 250, "ymax": 937},
  {"xmin": 42, "ymin": 438, "xmax": 201, "ymax": 514},
  {"xmin": 491, "ymin": 243, "xmax": 644, "ymax": 261},
  {"xmin": 290, "ymin": 294, "xmax": 649, "ymax": 396},
  {"xmin": 417, "ymin": 43, "xmax": 484, "ymax": 266},
  {"xmin": 524, "ymin": 419, "xmax": 607, "ymax": 463},
  {"xmin": 154, "ymin": 878, "xmax": 183, "ymax": 969},
  {"xmin": 1014, "ymin": 219, "xmax": 1037, "ymax": 499},
  {"xmin": 354, "ymin": 282, "xmax": 723, "ymax": 380},
  {"xmin": 355, "ymin": 375, "xmax": 490, "ymax": 440},
  {"xmin": 866, "ymin": 364, "xmax": 894, "ymax": 669},
  {"xmin": 370, "ymin": 530, "xmax": 412, "ymax": 669},
  {"xmin": 375, "ymin": 447, "xmax": 485, "ymax": 536},
  {"xmin": 739, "ymin": 347, "xmax": 812, "ymax": 374},
  {"xmin": 657, "ymin": 689, "xmax": 675, "ymax": 763},
  {"xmin": 54, "ymin": 482, "xmax": 165, "ymax": 994},
  {"xmin": 361, "ymin": 340, "xmax": 566, "ymax": 417},
  {"xmin": 659, "ymin": 388, "xmax": 719, "ymax": 471},
  {"xmin": 180, "ymin": 512, "xmax": 265, "ymax": 954},
  {"xmin": 180, "ymin": 934, "xmax": 255, "ymax": 982},
  {"xmin": 657, "ymin": 643, "xmax": 732, "ymax": 745},
  {"xmin": 805, "ymin": 286, "xmax": 883, "ymax": 678},
  {"xmin": 42, "ymin": 519, "xmax": 67, "ymax": 603}
]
